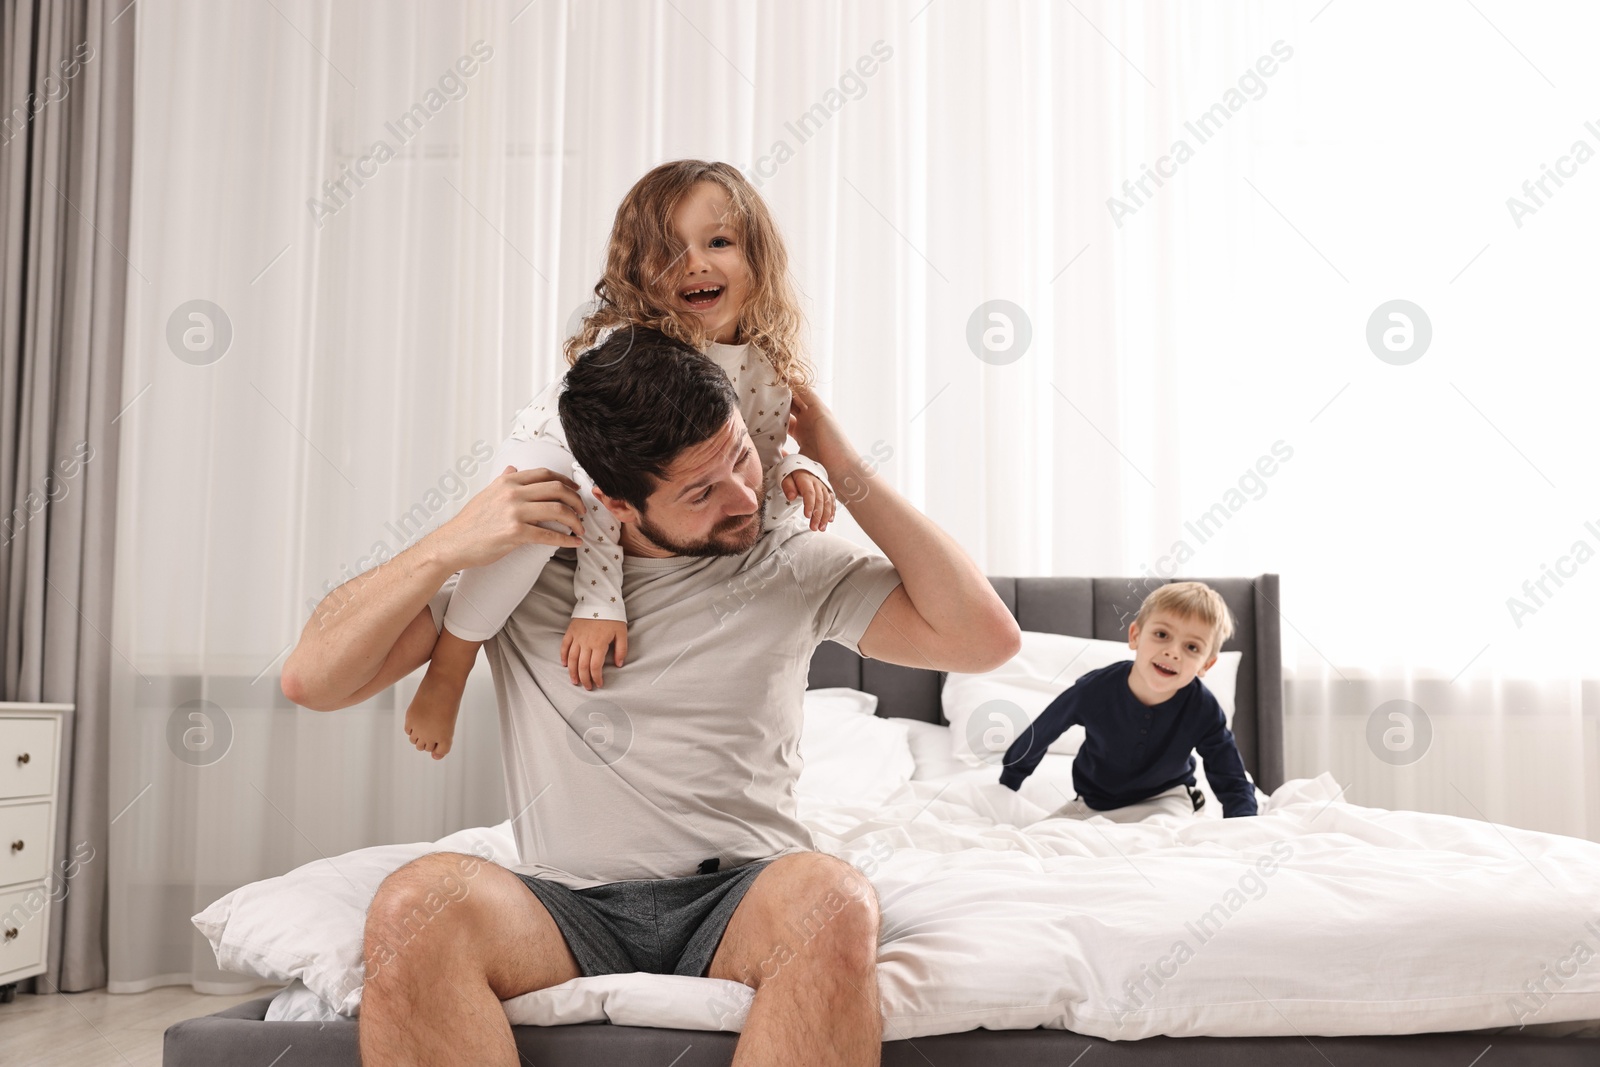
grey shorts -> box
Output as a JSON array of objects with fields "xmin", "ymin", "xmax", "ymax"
[{"xmin": 516, "ymin": 859, "xmax": 775, "ymax": 978}]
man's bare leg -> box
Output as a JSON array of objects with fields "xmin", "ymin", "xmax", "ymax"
[
  {"xmin": 708, "ymin": 852, "xmax": 882, "ymax": 1066},
  {"xmin": 359, "ymin": 851, "xmax": 580, "ymax": 1066}
]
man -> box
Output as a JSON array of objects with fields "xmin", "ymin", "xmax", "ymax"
[{"xmin": 281, "ymin": 328, "xmax": 1020, "ymax": 1066}]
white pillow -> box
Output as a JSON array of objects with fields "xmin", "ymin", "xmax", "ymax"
[
  {"xmin": 943, "ymin": 632, "xmax": 1131, "ymax": 766},
  {"xmin": 1201, "ymin": 650, "xmax": 1242, "ymax": 727},
  {"xmin": 943, "ymin": 631, "xmax": 1242, "ymax": 767},
  {"xmin": 801, "ymin": 686, "xmax": 879, "ymax": 718},
  {"xmin": 902, "ymin": 719, "xmax": 974, "ymax": 782},
  {"xmin": 192, "ymin": 822, "xmax": 519, "ymax": 1015},
  {"xmin": 797, "ymin": 688, "xmax": 915, "ymax": 807},
  {"xmin": 267, "ymin": 980, "xmax": 345, "ymax": 1022}
]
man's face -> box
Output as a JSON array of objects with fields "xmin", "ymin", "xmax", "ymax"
[{"xmin": 604, "ymin": 411, "xmax": 764, "ymax": 557}]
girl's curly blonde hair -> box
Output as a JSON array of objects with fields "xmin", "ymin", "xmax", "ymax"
[{"xmin": 563, "ymin": 160, "xmax": 813, "ymax": 388}]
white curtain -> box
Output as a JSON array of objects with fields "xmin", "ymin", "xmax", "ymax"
[{"xmin": 110, "ymin": 0, "xmax": 1599, "ymax": 992}]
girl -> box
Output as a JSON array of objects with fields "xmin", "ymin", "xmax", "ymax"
[{"xmin": 405, "ymin": 160, "xmax": 836, "ymax": 759}]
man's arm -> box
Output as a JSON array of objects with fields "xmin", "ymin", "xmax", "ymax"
[
  {"xmin": 280, "ymin": 466, "xmax": 587, "ymax": 712},
  {"xmin": 787, "ymin": 386, "xmax": 1020, "ymax": 674}
]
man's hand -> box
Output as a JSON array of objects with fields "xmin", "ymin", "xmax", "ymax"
[
  {"xmin": 781, "ymin": 468, "xmax": 837, "ymax": 531},
  {"xmin": 561, "ymin": 618, "xmax": 629, "ymax": 691},
  {"xmin": 283, "ymin": 465, "xmax": 589, "ymax": 713},
  {"xmin": 431, "ymin": 466, "xmax": 587, "ymax": 571}
]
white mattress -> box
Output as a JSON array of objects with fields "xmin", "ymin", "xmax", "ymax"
[{"xmin": 267, "ymin": 765, "xmax": 1600, "ymax": 1039}]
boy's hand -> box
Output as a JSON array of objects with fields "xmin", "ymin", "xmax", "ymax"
[
  {"xmin": 781, "ymin": 468, "xmax": 837, "ymax": 531},
  {"xmin": 560, "ymin": 618, "xmax": 628, "ymax": 691}
]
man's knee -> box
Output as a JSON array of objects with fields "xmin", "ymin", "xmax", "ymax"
[
  {"xmin": 757, "ymin": 853, "xmax": 880, "ymax": 975},
  {"xmin": 363, "ymin": 851, "xmax": 496, "ymax": 985}
]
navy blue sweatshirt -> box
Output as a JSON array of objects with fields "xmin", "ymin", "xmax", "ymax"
[{"xmin": 998, "ymin": 661, "xmax": 1258, "ymax": 817}]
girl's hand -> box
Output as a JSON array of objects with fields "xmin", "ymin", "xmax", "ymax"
[
  {"xmin": 781, "ymin": 469, "xmax": 837, "ymax": 531},
  {"xmin": 560, "ymin": 618, "xmax": 629, "ymax": 690},
  {"xmin": 786, "ymin": 384, "xmax": 860, "ymax": 476}
]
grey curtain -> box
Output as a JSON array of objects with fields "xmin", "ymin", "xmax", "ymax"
[{"xmin": 0, "ymin": 0, "xmax": 134, "ymax": 992}]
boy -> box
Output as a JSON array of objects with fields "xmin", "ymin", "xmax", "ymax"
[{"xmin": 999, "ymin": 581, "xmax": 1258, "ymax": 821}]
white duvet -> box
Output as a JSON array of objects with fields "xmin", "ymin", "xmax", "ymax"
[{"xmin": 256, "ymin": 770, "xmax": 1600, "ymax": 1040}]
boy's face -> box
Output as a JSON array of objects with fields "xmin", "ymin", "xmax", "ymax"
[
  {"xmin": 667, "ymin": 181, "xmax": 751, "ymax": 345},
  {"xmin": 1126, "ymin": 612, "xmax": 1218, "ymax": 704}
]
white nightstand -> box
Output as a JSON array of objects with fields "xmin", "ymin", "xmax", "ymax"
[{"xmin": 0, "ymin": 703, "xmax": 70, "ymax": 1002}]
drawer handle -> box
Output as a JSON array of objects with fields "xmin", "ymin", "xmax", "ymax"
[
  {"xmin": 9, "ymin": 840, "xmax": 21, "ymax": 853},
  {"xmin": 15, "ymin": 752, "xmax": 28, "ymax": 765},
  {"xmin": 3, "ymin": 928, "xmax": 15, "ymax": 941}
]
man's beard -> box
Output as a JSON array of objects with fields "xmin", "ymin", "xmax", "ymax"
[{"xmin": 633, "ymin": 507, "xmax": 760, "ymax": 557}]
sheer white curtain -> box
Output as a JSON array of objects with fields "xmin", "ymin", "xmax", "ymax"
[
  {"xmin": 110, "ymin": 0, "xmax": 1598, "ymax": 992},
  {"xmin": 1173, "ymin": 2, "xmax": 1600, "ymax": 842}
]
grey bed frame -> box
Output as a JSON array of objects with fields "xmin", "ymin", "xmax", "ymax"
[{"xmin": 165, "ymin": 574, "xmax": 1599, "ymax": 1065}]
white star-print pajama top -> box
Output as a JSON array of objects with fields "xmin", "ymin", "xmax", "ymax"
[{"xmin": 440, "ymin": 341, "xmax": 829, "ymax": 642}]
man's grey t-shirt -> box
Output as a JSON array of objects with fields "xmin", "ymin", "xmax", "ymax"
[{"xmin": 428, "ymin": 523, "xmax": 902, "ymax": 890}]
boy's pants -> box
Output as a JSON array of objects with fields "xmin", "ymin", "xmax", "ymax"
[{"xmin": 1048, "ymin": 784, "xmax": 1203, "ymax": 823}]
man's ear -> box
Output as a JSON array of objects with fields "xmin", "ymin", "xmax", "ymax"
[
  {"xmin": 1198, "ymin": 652, "xmax": 1218, "ymax": 677},
  {"xmin": 1126, "ymin": 621, "xmax": 1140, "ymax": 650},
  {"xmin": 592, "ymin": 485, "xmax": 640, "ymax": 524}
]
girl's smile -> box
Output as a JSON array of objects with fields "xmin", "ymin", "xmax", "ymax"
[
  {"xmin": 669, "ymin": 181, "xmax": 751, "ymax": 344},
  {"xmin": 680, "ymin": 283, "xmax": 724, "ymax": 311}
]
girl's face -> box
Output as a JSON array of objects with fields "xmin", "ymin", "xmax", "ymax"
[{"xmin": 666, "ymin": 181, "xmax": 751, "ymax": 345}]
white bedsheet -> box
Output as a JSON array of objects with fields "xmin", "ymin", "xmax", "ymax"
[{"xmin": 267, "ymin": 772, "xmax": 1600, "ymax": 1039}]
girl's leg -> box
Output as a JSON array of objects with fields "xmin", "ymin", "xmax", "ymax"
[
  {"xmin": 405, "ymin": 435, "xmax": 579, "ymax": 758},
  {"xmin": 443, "ymin": 434, "xmax": 582, "ymax": 641},
  {"xmin": 405, "ymin": 628, "xmax": 484, "ymax": 759}
]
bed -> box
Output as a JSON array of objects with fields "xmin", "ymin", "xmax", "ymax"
[{"xmin": 165, "ymin": 574, "xmax": 1600, "ymax": 1064}]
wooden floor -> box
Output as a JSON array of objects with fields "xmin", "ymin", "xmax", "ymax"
[{"xmin": 0, "ymin": 984, "xmax": 281, "ymax": 1066}]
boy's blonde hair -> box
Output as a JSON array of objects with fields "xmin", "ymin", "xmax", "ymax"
[
  {"xmin": 1132, "ymin": 581, "xmax": 1235, "ymax": 657},
  {"xmin": 564, "ymin": 160, "xmax": 812, "ymax": 388}
]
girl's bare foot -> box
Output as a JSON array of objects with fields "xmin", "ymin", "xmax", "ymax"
[{"xmin": 404, "ymin": 670, "xmax": 465, "ymax": 759}]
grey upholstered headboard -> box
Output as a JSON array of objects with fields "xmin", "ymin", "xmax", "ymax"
[{"xmin": 807, "ymin": 574, "xmax": 1286, "ymax": 793}]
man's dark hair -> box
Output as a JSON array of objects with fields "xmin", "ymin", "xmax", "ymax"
[{"xmin": 558, "ymin": 326, "xmax": 740, "ymax": 510}]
